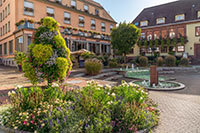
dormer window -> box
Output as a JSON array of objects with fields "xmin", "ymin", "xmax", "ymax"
[
  {"xmin": 84, "ymin": 4, "xmax": 89, "ymax": 12},
  {"xmin": 198, "ymin": 11, "xmax": 200, "ymax": 18},
  {"xmin": 95, "ymin": 9, "xmax": 99, "ymax": 16},
  {"xmin": 71, "ymin": 0, "xmax": 76, "ymax": 8},
  {"xmin": 156, "ymin": 17, "xmax": 165, "ymax": 24},
  {"xmin": 175, "ymin": 14, "xmax": 185, "ymax": 21},
  {"xmin": 140, "ymin": 20, "xmax": 148, "ymax": 27}
]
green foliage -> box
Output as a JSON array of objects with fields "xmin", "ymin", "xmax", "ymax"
[
  {"xmin": 111, "ymin": 22, "xmax": 141, "ymax": 60},
  {"xmin": 22, "ymin": 17, "xmax": 72, "ymax": 84},
  {"xmin": 155, "ymin": 39, "xmax": 159, "ymax": 47},
  {"xmin": 80, "ymin": 52, "xmax": 96, "ymax": 60},
  {"xmin": 166, "ymin": 38, "xmax": 171, "ymax": 46},
  {"xmin": 179, "ymin": 58, "xmax": 189, "ymax": 66},
  {"xmin": 139, "ymin": 56, "xmax": 148, "ymax": 67},
  {"xmin": 172, "ymin": 38, "xmax": 177, "ymax": 47},
  {"xmin": 56, "ymin": 57, "xmax": 70, "ymax": 81},
  {"xmin": 109, "ymin": 59, "xmax": 118, "ymax": 68},
  {"xmin": 161, "ymin": 39, "xmax": 165, "ymax": 48},
  {"xmin": 32, "ymin": 44, "xmax": 53, "ymax": 65},
  {"xmin": 22, "ymin": 58, "xmax": 38, "ymax": 85},
  {"xmin": 149, "ymin": 40, "xmax": 153, "ymax": 48},
  {"xmin": 180, "ymin": 37, "xmax": 185, "ymax": 46},
  {"xmin": 138, "ymin": 40, "xmax": 142, "ymax": 47},
  {"xmin": 144, "ymin": 40, "xmax": 148, "ymax": 48},
  {"xmin": 85, "ymin": 58, "xmax": 102, "ymax": 75},
  {"xmin": 14, "ymin": 51, "xmax": 26, "ymax": 65},
  {"xmin": 165, "ymin": 55, "xmax": 176, "ymax": 67},
  {"xmin": 1, "ymin": 82, "xmax": 159, "ymax": 132},
  {"xmin": 157, "ymin": 57, "xmax": 164, "ymax": 67}
]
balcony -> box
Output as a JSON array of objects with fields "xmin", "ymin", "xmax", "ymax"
[{"xmin": 16, "ymin": 20, "xmax": 34, "ymax": 30}]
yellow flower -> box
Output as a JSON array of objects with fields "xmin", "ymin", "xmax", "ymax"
[
  {"xmin": 14, "ymin": 126, "xmax": 18, "ymax": 129},
  {"xmin": 41, "ymin": 123, "xmax": 45, "ymax": 127}
]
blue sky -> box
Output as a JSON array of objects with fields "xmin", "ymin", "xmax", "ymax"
[{"xmin": 94, "ymin": 0, "xmax": 178, "ymax": 23}]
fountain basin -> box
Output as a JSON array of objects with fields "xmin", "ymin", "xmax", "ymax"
[{"xmin": 132, "ymin": 80, "xmax": 185, "ymax": 91}]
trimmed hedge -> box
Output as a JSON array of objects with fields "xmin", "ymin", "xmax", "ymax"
[
  {"xmin": 139, "ymin": 56, "xmax": 148, "ymax": 67},
  {"xmin": 165, "ymin": 55, "xmax": 176, "ymax": 67},
  {"xmin": 85, "ymin": 58, "xmax": 102, "ymax": 75}
]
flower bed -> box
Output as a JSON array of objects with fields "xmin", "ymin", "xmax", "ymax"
[{"xmin": 0, "ymin": 81, "xmax": 159, "ymax": 132}]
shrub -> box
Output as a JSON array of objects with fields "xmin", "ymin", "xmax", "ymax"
[
  {"xmin": 109, "ymin": 59, "xmax": 118, "ymax": 68},
  {"xmin": 14, "ymin": 51, "xmax": 26, "ymax": 66},
  {"xmin": 157, "ymin": 57, "xmax": 164, "ymax": 67},
  {"xmin": 22, "ymin": 17, "xmax": 72, "ymax": 84},
  {"xmin": 139, "ymin": 56, "xmax": 148, "ymax": 67},
  {"xmin": 179, "ymin": 58, "xmax": 189, "ymax": 66},
  {"xmin": 165, "ymin": 55, "xmax": 176, "ymax": 67},
  {"xmin": 80, "ymin": 52, "xmax": 96, "ymax": 60},
  {"xmin": 85, "ymin": 58, "xmax": 102, "ymax": 75}
]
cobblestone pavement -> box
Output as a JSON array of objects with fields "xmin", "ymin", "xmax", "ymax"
[{"xmin": 150, "ymin": 72, "xmax": 200, "ymax": 133}]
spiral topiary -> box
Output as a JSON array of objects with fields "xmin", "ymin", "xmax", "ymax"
[{"xmin": 22, "ymin": 17, "xmax": 72, "ymax": 85}]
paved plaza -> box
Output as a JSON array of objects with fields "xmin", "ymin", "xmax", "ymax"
[{"xmin": 0, "ymin": 66, "xmax": 200, "ymax": 132}]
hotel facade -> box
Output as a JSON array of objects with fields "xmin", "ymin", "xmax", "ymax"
[
  {"xmin": 131, "ymin": 0, "xmax": 200, "ymax": 64},
  {"xmin": 0, "ymin": 0, "xmax": 116, "ymax": 66}
]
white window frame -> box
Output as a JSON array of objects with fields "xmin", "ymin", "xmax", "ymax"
[
  {"xmin": 79, "ymin": 16, "xmax": 84, "ymax": 27},
  {"xmin": 91, "ymin": 19, "xmax": 96, "ymax": 30},
  {"xmin": 110, "ymin": 24, "xmax": 113, "ymax": 32},
  {"xmin": 101, "ymin": 22, "xmax": 105, "ymax": 32},
  {"xmin": 198, "ymin": 11, "xmax": 200, "ymax": 18},
  {"xmin": 46, "ymin": 7, "xmax": 54, "ymax": 18},
  {"xmin": 84, "ymin": 4, "xmax": 89, "ymax": 12},
  {"xmin": 71, "ymin": 0, "xmax": 76, "ymax": 8},
  {"xmin": 141, "ymin": 32, "xmax": 145, "ymax": 39},
  {"xmin": 177, "ymin": 46, "xmax": 185, "ymax": 52}
]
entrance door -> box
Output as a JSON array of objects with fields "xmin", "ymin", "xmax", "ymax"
[{"xmin": 194, "ymin": 44, "xmax": 200, "ymax": 58}]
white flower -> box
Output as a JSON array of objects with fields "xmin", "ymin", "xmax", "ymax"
[
  {"xmin": 98, "ymin": 84, "xmax": 104, "ymax": 88},
  {"xmin": 111, "ymin": 93, "xmax": 115, "ymax": 97},
  {"xmin": 15, "ymin": 85, "xmax": 23, "ymax": 90},
  {"xmin": 96, "ymin": 87, "xmax": 100, "ymax": 90},
  {"xmin": 105, "ymin": 84, "xmax": 112, "ymax": 89},
  {"xmin": 52, "ymin": 82, "xmax": 59, "ymax": 87},
  {"xmin": 108, "ymin": 101, "xmax": 113, "ymax": 105},
  {"xmin": 108, "ymin": 92, "xmax": 110, "ymax": 95},
  {"xmin": 140, "ymin": 97, "xmax": 143, "ymax": 100},
  {"xmin": 8, "ymin": 91, "xmax": 11, "ymax": 96},
  {"xmin": 11, "ymin": 91, "xmax": 16, "ymax": 95}
]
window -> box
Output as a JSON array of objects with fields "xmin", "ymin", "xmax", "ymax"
[
  {"xmin": 101, "ymin": 22, "xmax": 105, "ymax": 32},
  {"xmin": 4, "ymin": 42, "xmax": 7, "ymax": 55},
  {"xmin": 141, "ymin": 33, "xmax": 145, "ymax": 39},
  {"xmin": 5, "ymin": 7, "xmax": 7, "ymax": 17},
  {"xmin": 9, "ymin": 40, "xmax": 13, "ymax": 55},
  {"xmin": 195, "ymin": 27, "xmax": 200, "ymax": 36},
  {"xmin": 64, "ymin": 12, "xmax": 71, "ymax": 24},
  {"xmin": 18, "ymin": 36, "xmax": 23, "ymax": 44},
  {"xmin": 26, "ymin": 21, "xmax": 34, "ymax": 28},
  {"xmin": 46, "ymin": 7, "xmax": 54, "ymax": 18},
  {"xmin": 3, "ymin": 10, "xmax": 4, "ymax": 20},
  {"xmin": 0, "ymin": 13, "xmax": 2, "ymax": 22},
  {"xmin": 24, "ymin": 1, "xmax": 34, "ymax": 16},
  {"xmin": 175, "ymin": 14, "xmax": 185, "ymax": 21},
  {"xmin": 27, "ymin": 35, "xmax": 32, "ymax": 45},
  {"xmin": 134, "ymin": 22, "xmax": 139, "ymax": 26},
  {"xmin": 140, "ymin": 20, "xmax": 148, "ymax": 26},
  {"xmin": 71, "ymin": 0, "xmax": 76, "ymax": 8},
  {"xmin": 95, "ymin": 9, "xmax": 99, "ymax": 16},
  {"xmin": 147, "ymin": 34, "xmax": 152, "ymax": 40},
  {"xmin": 0, "ymin": 27, "xmax": 2, "ymax": 36},
  {"xmin": 0, "ymin": 45, "xmax": 2, "ymax": 56},
  {"xmin": 197, "ymin": 11, "xmax": 200, "ymax": 18},
  {"xmin": 84, "ymin": 4, "xmax": 89, "ymax": 12},
  {"xmin": 79, "ymin": 16, "xmax": 84, "ymax": 27},
  {"xmin": 8, "ymin": 21, "xmax": 10, "ymax": 32},
  {"xmin": 110, "ymin": 24, "xmax": 113, "ymax": 32},
  {"xmin": 3, "ymin": 25, "xmax": 4, "ymax": 35},
  {"xmin": 177, "ymin": 46, "xmax": 185, "ymax": 52},
  {"xmin": 5, "ymin": 23, "xmax": 7, "ymax": 33},
  {"xmin": 156, "ymin": 17, "xmax": 165, "ymax": 24},
  {"xmin": 169, "ymin": 31, "xmax": 175, "ymax": 38},
  {"xmin": 8, "ymin": 4, "xmax": 10, "ymax": 15},
  {"xmin": 91, "ymin": 19, "xmax": 96, "ymax": 30}
]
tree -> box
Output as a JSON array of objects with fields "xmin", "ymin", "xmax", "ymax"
[
  {"xmin": 22, "ymin": 17, "xmax": 72, "ymax": 85},
  {"xmin": 111, "ymin": 22, "xmax": 141, "ymax": 63}
]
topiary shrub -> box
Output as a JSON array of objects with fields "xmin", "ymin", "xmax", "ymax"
[
  {"xmin": 85, "ymin": 58, "xmax": 102, "ymax": 75},
  {"xmin": 139, "ymin": 56, "xmax": 148, "ymax": 67},
  {"xmin": 165, "ymin": 55, "xmax": 176, "ymax": 67},
  {"xmin": 157, "ymin": 57, "xmax": 164, "ymax": 67},
  {"xmin": 80, "ymin": 51, "xmax": 96, "ymax": 60},
  {"xmin": 179, "ymin": 58, "xmax": 189, "ymax": 66},
  {"xmin": 22, "ymin": 17, "xmax": 72, "ymax": 85}
]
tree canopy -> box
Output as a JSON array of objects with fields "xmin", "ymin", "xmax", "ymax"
[{"xmin": 111, "ymin": 22, "xmax": 141, "ymax": 60}]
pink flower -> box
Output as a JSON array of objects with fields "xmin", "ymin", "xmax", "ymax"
[
  {"xmin": 31, "ymin": 120, "xmax": 34, "ymax": 124},
  {"xmin": 24, "ymin": 121, "xmax": 27, "ymax": 125},
  {"xmin": 32, "ymin": 115, "xmax": 35, "ymax": 119}
]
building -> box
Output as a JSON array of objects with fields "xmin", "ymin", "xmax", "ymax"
[
  {"xmin": 131, "ymin": 0, "xmax": 200, "ymax": 64},
  {"xmin": 0, "ymin": 0, "xmax": 116, "ymax": 66}
]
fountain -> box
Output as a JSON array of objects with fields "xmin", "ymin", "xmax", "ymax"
[{"xmin": 131, "ymin": 64, "xmax": 135, "ymax": 70}]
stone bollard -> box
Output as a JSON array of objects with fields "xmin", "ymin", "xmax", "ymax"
[{"xmin": 150, "ymin": 65, "xmax": 158, "ymax": 87}]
